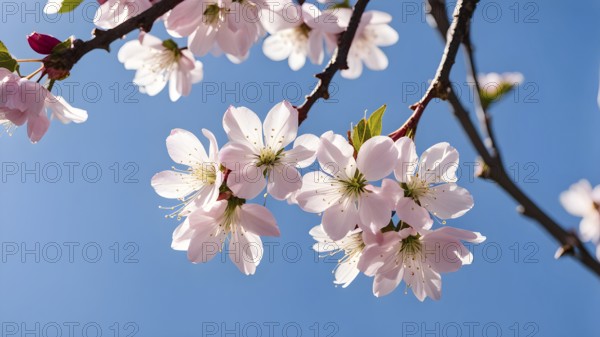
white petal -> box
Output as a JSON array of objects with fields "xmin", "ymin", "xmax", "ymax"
[
  {"xmin": 372, "ymin": 24, "xmax": 399, "ymax": 46},
  {"xmin": 223, "ymin": 106, "xmax": 264, "ymax": 148},
  {"xmin": 396, "ymin": 197, "xmax": 433, "ymax": 231},
  {"xmin": 358, "ymin": 187, "xmax": 393, "ymax": 233},
  {"xmin": 363, "ymin": 46, "xmax": 388, "ymax": 71},
  {"xmin": 420, "ymin": 183, "xmax": 474, "ymax": 219},
  {"xmin": 419, "ymin": 142, "xmax": 459, "ymax": 183},
  {"xmin": 262, "ymin": 34, "xmax": 292, "ymax": 61},
  {"xmin": 322, "ymin": 198, "xmax": 360, "ymax": 241},
  {"xmin": 263, "ymin": 100, "xmax": 298, "ymax": 149},
  {"xmin": 166, "ymin": 128, "xmax": 208, "ymax": 166},
  {"xmin": 580, "ymin": 213, "xmax": 600, "ymax": 242},
  {"xmin": 394, "ymin": 137, "xmax": 418, "ymax": 182},
  {"xmin": 373, "ymin": 268, "xmax": 403, "ymax": 297},
  {"xmin": 560, "ymin": 180, "xmax": 595, "ymax": 217},
  {"xmin": 171, "ymin": 218, "xmax": 194, "ymax": 251},
  {"xmin": 292, "ymin": 133, "xmax": 319, "ymax": 168},
  {"xmin": 317, "ymin": 134, "xmax": 356, "ymax": 179},
  {"xmin": 296, "ymin": 172, "xmax": 342, "ymax": 213},
  {"xmin": 267, "ymin": 165, "xmax": 302, "ymax": 200},
  {"xmin": 356, "ymin": 136, "xmax": 398, "ymax": 181},
  {"xmin": 334, "ymin": 259, "xmax": 361, "ymax": 288},
  {"xmin": 151, "ymin": 170, "xmax": 195, "ymax": 199},
  {"xmin": 239, "ymin": 203, "xmax": 280, "ymax": 237},
  {"xmin": 227, "ymin": 168, "xmax": 267, "ymax": 200},
  {"xmin": 229, "ymin": 230, "xmax": 262, "ymax": 275}
]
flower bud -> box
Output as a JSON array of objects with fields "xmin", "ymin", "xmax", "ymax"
[{"xmin": 27, "ymin": 32, "xmax": 61, "ymax": 55}]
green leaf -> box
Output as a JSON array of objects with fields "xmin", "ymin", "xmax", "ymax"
[
  {"xmin": 0, "ymin": 41, "xmax": 9, "ymax": 53},
  {"xmin": 351, "ymin": 118, "xmax": 371, "ymax": 152},
  {"xmin": 479, "ymin": 82, "xmax": 516, "ymax": 110},
  {"xmin": 367, "ymin": 104, "xmax": 386, "ymax": 136},
  {"xmin": 52, "ymin": 37, "xmax": 73, "ymax": 53},
  {"xmin": 0, "ymin": 52, "xmax": 18, "ymax": 72},
  {"xmin": 57, "ymin": 0, "xmax": 84, "ymax": 13}
]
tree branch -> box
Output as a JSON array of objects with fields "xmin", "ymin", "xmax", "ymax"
[
  {"xmin": 296, "ymin": 0, "xmax": 370, "ymax": 125},
  {"xmin": 388, "ymin": 0, "xmax": 477, "ymax": 140},
  {"xmin": 427, "ymin": 0, "xmax": 600, "ymax": 277},
  {"xmin": 45, "ymin": 0, "xmax": 185, "ymax": 72}
]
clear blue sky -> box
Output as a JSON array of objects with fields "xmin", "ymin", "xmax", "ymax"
[{"xmin": 1, "ymin": 1, "xmax": 599, "ymax": 336}]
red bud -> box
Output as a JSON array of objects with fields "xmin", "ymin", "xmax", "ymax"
[{"xmin": 27, "ymin": 32, "xmax": 61, "ymax": 55}]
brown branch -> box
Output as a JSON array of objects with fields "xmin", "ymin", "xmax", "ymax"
[
  {"xmin": 45, "ymin": 0, "xmax": 185, "ymax": 72},
  {"xmin": 388, "ymin": 0, "xmax": 477, "ymax": 140},
  {"xmin": 296, "ymin": 0, "xmax": 370, "ymax": 125},
  {"xmin": 463, "ymin": 36, "xmax": 503, "ymax": 163},
  {"xmin": 428, "ymin": 0, "xmax": 600, "ymax": 277}
]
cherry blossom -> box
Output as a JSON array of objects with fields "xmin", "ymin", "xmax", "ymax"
[
  {"xmin": 94, "ymin": 0, "xmax": 154, "ymax": 29},
  {"xmin": 0, "ymin": 69, "xmax": 87, "ymax": 142},
  {"xmin": 118, "ymin": 33, "xmax": 203, "ymax": 102},
  {"xmin": 477, "ymin": 72, "xmax": 524, "ymax": 95},
  {"xmin": 173, "ymin": 198, "xmax": 280, "ymax": 275},
  {"xmin": 164, "ymin": 0, "xmax": 266, "ymax": 63},
  {"xmin": 335, "ymin": 9, "xmax": 399, "ymax": 79},
  {"xmin": 358, "ymin": 226, "xmax": 485, "ymax": 300},
  {"xmin": 295, "ymin": 132, "xmax": 398, "ymax": 240},
  {"xmin": 261, "ymin": 2, "xmax": 343, "ymax": 70},
  {"xmin": 151, "ymin": 128, "xmax": 223, "ymax": 219},
  {"xmin": 219, "ymin": 101, "xmax": 317, "ymax": 201},
  {"xmin": 382, "ymin": 137, "xmax": 474, "ymax": 231},
  {"xmin": 310, "ymin": 224, "xmax": 369, "ymax": 288},
  {"xmin": 560, "ymin": 180, "xmax": 600, "ymax": 260}
]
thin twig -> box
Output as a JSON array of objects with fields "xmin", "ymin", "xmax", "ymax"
[
  {"xmin": 388, "ymin": 0, "xmax": 477, "ymax": 140},
  {"xmin": 296, "ymin": 0, "xmax": 370, "ymax": 125},
  {"xmin": 427, "ymin": 0, "xmax": 600, "ymax": 277},
  {"xmin": 45, "ymin": 0, "xmax": 185, "ymax": 72}
]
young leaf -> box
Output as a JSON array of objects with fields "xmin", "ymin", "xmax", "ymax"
[
  {"xmin": 351, "ymin": 118, "xmax": 371, "ymax": 152},
  {"xmin": 0, "ymin": 52, "xmax": 18, "ymax": 72},
  {"xmin": 57, "ymin": 0, "xmax": 84, "ymax": 13},
  {"xmin": 479, "ymin": 82, "xmax": 516, "ymax": 110},
  {"xmin": 0, "ymin": 41, "xmax": 9, "ymax": 53},
  {"xmin": 367, "ymin": 104, "xmax": 386, "ymax": 136}
]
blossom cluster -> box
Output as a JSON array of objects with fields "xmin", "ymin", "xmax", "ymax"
[
  {"xmin": 105, "ymin": 0, "xmax": 398, "ymax": 100},
  {"xmin": 151, "ymin": 101, "xmax": 485, "ymax": 301}
]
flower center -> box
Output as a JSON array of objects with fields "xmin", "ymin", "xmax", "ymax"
[
  {"xmin": 192, "ymin": 164, "xmax": 217, "ymax": 185},
  {"xmin": 400, "ymin": 235, "xmax": 422, "ymax": 256},
  {"xmin": 337, "ymin": 231, "xmax": 365, "ymax": 264},
  {"xmin": 221, "ymin": 196, "xmax": 245, "ymax": 234},
  {"xmin": 339, "ymin": 172, "xmax": 368, "ymax": 198},
  {"xmin": 256, "ymin": 147, "xmax": 283, "ymax": 168},
  {"xmin": 402, "ymin": 175, "xmax": 430, "ymax": 201},
  {"xmin": 148, "ymin": 48, "xmax": 179, "ymax": 77}
]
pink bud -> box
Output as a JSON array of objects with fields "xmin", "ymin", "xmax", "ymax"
[
  {"xmin": 27, "ymin": 32, "xmax": 61, "ymax": 55},
  {"xmin": 97, "ymin": 0, "xmax": 108, "ymax": 4}
]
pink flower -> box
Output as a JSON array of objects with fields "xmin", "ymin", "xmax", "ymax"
[
  {"xmin": 118, "ymin": 33, "xmax": 203, "ymax": 101},
  {"xmin": 560, "ymin": 180, "xmax": 600, "ymax": 260},
  {"xmin": 164, "ymin": 0, "xmax": 266, "ymax": 63},
  {"xmin": 358, "ymin": 226, "xmax": 485, "ymax": 300},
  {"xmin": 94, "ymin": 0, "xmax": 153, "ymax": 29},
  {"xmin": 382, "ymin": 137, "xmax": 474, "ymax": 232},
  {"xmin": 0, "ymin": 69, "xmax": 87, "ymax": 142},
  {"xmin": 151, "ymin": 128, "xmax": 223, "ymax": 219},
  {"xmin": 335, "ymin": 9, "xmax": 399, "ymax": 79},
  {"xmin": 173, "ymin": 198, "xmax": 280, "ymax": 275},
  {"xmin": 219, "ymin": 101, "xmax": 317, "ymax": 201},
  {"xmin": 295, "ymin": 132, "xmax": 398, "ymax": 240},
  {"xmin": 261, "ymin": 2, "xmax": 343, "ymax": 70}
]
